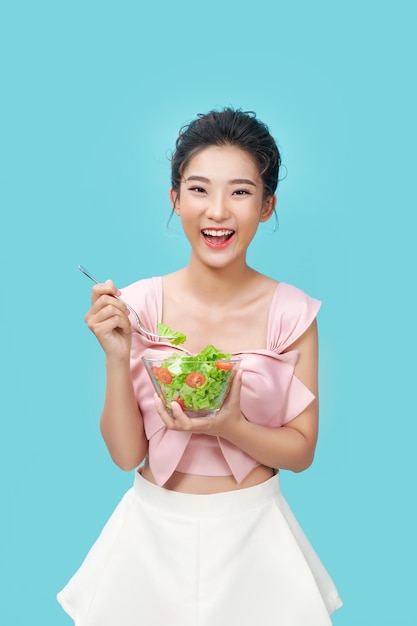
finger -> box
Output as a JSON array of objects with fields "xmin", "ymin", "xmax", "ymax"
[
  {"xmin": 86, "ymin": 309, "xmax": 131, "ymax": 338},
  {"xmin": 103, "ymin": 314, "xmax": 131, "ymax": 337},
  {"xmin": 86, "ymin": 298, "xmax": 129, "ymax": 327},
  {"xmin": 170, "ymin": 402, "xmax": 195, "ymax": 430},
  {"xmin": 91, "ymin": 280, "xmax": 121, "ymax": 304},
  {"xmin": 154, "ymin": 394, "xmax": 178, "ymax": 429},
  {"xmin": 170, "ymin": 403, "xmax": 218, "ymax": 433},
  {"xmin": 88, "ymin": 301, "xmax": 130, "ymax": 324},
  {"xmin": 226, "ymin": 368, "xmax": 243, "ymax": 403}
]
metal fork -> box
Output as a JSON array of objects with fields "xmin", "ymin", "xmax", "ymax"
[{"xmin": 78, "ymin": 265, "xmax": 173, "ymax": 342}]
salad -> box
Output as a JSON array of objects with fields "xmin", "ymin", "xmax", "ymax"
[{"xmin": 149, "ymin": 344, "xmax": 237, "ymax": 413}]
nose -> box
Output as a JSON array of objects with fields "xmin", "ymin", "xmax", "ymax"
[{"xmin": 205, "ymin": 192, "xmax": 230, "ymax": 221}]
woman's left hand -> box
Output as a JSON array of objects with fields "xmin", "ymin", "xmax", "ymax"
[{"xmin": 153, "ymin": 369, "xmax": 244, "ymax": 438}]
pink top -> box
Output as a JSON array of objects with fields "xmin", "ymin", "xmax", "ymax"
[{"xmin": 123, "ymin": 278, "xmax": 321, "ymax": 487}]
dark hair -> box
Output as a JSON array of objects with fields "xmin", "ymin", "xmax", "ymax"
[{"xmin": 171, "ymin": 107, "xmax": 281, "ymax": 198}]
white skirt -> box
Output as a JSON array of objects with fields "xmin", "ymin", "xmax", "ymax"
[{"xmin": 57, "ymin": 471, "xmax": 342, "ymax": 626}]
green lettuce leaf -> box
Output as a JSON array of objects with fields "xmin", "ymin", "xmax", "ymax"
[
  {"xmin": 156, "ymin": 344, "xmax": 234, "ymax": 411},
  {"xmin": 157, "ymin": 323, "xmax": 187, "ymax": 346}
]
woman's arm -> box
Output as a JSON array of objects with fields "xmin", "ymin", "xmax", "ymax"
[
  {"xmin": 220, "ymin": 320, "xmax": 319, "ymax": 472},
  {"xmin": 85, "ymin": 281, "xmax": 148, "ymax": 470},
  {"xmin": 100, "ymin": 357, "xmax": 148, "ymax": 471}
]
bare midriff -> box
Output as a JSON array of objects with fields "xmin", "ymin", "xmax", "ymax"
[{"xmin": 140, "ymin": 460, "xmax": 274, "ymax": 494}]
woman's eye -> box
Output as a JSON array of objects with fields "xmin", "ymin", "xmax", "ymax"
[
  {"xmin": 233, "ymin": 189, "xmax": 250, "ymax": 196},
  {"xmin": 189, "ymin": 186, "xmax": 206, "ymax": 193}
]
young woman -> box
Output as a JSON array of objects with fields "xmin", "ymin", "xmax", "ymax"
[{"xmin": 57, "ymin": 108, "xmax": 342, "ymax": 625}]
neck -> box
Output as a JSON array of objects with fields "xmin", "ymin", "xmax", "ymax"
[{"xmin": 181, "ymin": 256, "xmax": 258, "ymax": 303}]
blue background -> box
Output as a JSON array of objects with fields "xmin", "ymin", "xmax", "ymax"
[{"xmin": 1, "ymin": 1, "xmax": 416, "ymax": 624}]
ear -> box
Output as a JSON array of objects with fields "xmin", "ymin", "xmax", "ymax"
[
  {"xmin": 259, "ymin": 195, "xmax": 276, "ymax": 222},
  {"xmin": 169, "ymin": 188, "xmax": 180, "ymax": 214}
]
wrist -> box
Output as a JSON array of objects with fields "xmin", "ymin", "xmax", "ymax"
[
  {"xmin": 218, "ymin": 411, "xmax": 247, "ymax": 442},
  {"xmin": 105, "ymin": 355, "xmax": 131, "ymax": 372}
]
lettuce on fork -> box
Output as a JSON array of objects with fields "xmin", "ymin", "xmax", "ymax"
[{"xmin": 157, "ymin": 323, "xmax": 186, "ymax": 346}]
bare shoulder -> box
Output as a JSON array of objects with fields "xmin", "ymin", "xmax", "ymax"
[
  {"xmin": 244, "ymin": 270, "xmax": 279, "ymax": 297},
  {"xmin": 161, "ymin": 268, "xmax": 188, "ymax": 289}
]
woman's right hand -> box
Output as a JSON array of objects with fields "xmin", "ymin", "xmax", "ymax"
[{"xmin": 84, "ymin": 280, "xmax": 132, "ymax": 361}]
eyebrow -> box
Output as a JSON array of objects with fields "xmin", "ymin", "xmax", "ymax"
[{"xmin": 185, "ymin": 175, "xmax": 257, "ymax": 187}]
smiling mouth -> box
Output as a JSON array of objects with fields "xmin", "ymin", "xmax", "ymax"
[{"xmin": 201, "ymin": 229, "xmax": 235, "ymax": 245}]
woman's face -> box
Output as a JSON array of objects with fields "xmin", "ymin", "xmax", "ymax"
[{"xmin": 170, "ymin": 145, "xmax": 276, "ymax": 269}]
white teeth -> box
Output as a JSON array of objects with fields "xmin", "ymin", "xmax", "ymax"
[{"xmin": 202, "ymin": 229, "xmax": 234, "ymax": 236}]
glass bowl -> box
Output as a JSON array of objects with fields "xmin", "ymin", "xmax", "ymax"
[{"xmin": 142, "ymin": 355, "xmax": 240, "ymax": 418}]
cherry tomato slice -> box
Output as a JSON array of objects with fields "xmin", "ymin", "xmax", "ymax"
[
  {"xmin": 174, "ymin": 397, "xmax": 186, "ymax": 410},
  {"xmin": 215, "ymin": 361, "xmax": 233, "ymax": 370},
  {"xmin": 185, "ymin": 372, "xmax": 206, "ymax": 388},
  {"xmin": 153, "ymin": 367, "xmax": 173, "ymax": 385}
]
